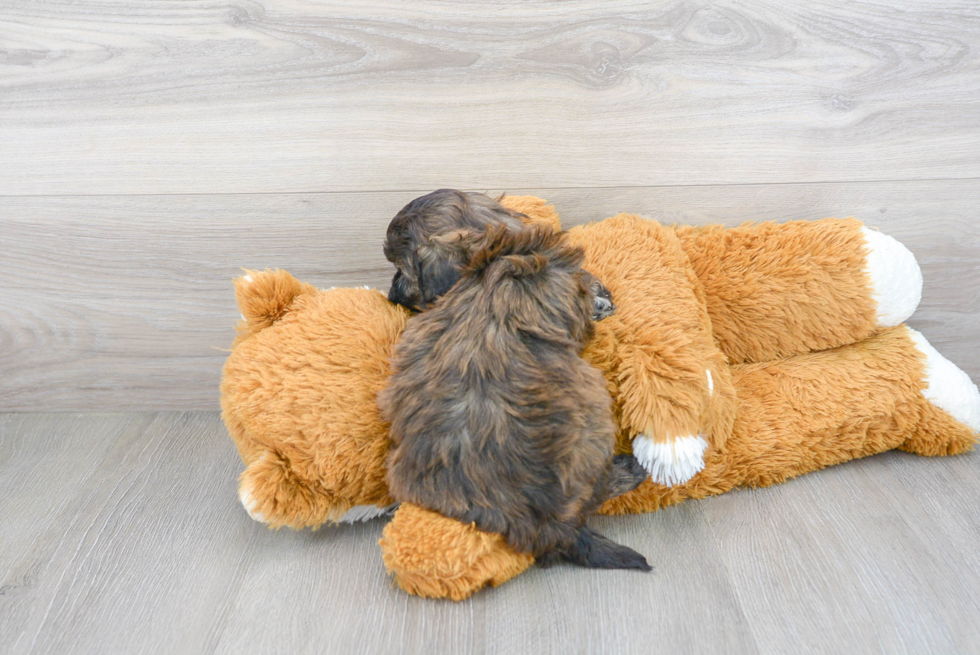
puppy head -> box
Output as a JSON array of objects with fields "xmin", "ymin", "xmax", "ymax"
[
  {"xmin": 383, "ymin": 190, "xmax": 526, "ymax": 311},
  {"xmin": 464, "ymin": 225, "xmax": 598, "ymax": 345}
]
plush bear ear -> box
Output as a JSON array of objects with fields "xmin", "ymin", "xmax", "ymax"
[
  {"xmin": 233, "ymin": 269, "xmax": 315, "ymax": 336},
  {"xmin": 498, "ymin": 195, "xmax": 562, "ymax": 232}
]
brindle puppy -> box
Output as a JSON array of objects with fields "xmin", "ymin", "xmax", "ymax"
[
  {"xmin": 379, "ymin": 225, "xmax": 650, "ymax": 570},
  {"xmin": 384, "ymin": 189, "xmax": 616, "ymax": 320}
]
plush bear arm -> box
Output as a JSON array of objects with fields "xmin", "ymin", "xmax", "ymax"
[
  {"xmin": 571, "ymin": 215, "xmax": 734, "ymax": 487},
  {"xmin": 600, "ymin": 325, "xmax": 978, "ymax": 515},
  {"xmin": 673, "ymin": 219, "xmax": 922, "ymax": 365}
]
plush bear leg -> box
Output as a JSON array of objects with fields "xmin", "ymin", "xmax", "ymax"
[
  {"xmin": 601, "ymin": 326, "xmax": 976, "ymax": 515},
  {"xmin": 571, "ymin": 214, "xmax": 739, "ymax": 488},
  {"xmin": 899, "ymin": 328, "xmax": 980, "ymax": 456},
  {"xmin": 674, "ymin": 219, "xmax": 922, "ymax": 364},
  {"xmin": 237, "ymin": 450, "xmax": 394, "ymax": 529},
  {"xmin": 380, "ymin": 503, "xmax": 534, "ymax": 601}
]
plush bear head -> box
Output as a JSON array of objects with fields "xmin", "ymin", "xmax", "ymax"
[{"xmin": 221, "ymin": 270, "xmax": 409, "ymax": 528}]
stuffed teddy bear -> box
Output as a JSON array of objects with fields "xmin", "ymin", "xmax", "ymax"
[{"xmin": 221, "ymin": 196, "xmax": 980, "ymax": 601}]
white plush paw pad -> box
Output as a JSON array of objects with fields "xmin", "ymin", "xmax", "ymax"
[
  {"xmin": 337, "ymin": 504, "xmax": 397, "ymax": 523},
  {"xmin": 239, "ymin": 484, "xmax": 268, "ymax": 524},
  {"xmin": 908, "ymin": 329, "xmax": 980, "ymax": 432},
  {"xmin": 861, "ymin": 227, "xmax": 922, "ymax": 327},
  {"xmin": 632, "ymin": 434, "xmax": 708, "ymax": 487}
]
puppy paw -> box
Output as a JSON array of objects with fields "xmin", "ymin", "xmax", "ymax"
[
  {"xmin": 862, "ymin": 227, "xmax": 922, "ymax": 327},
  {"xmin": 589, "ymin": 277, "xmax": 616, "ymax": 321},
  {"xmin": 607, "ymin": 454, "xmax": 650, "ymax": 497},
  {"xmin": 591, "ymin": 293, "xmax": 616, "ymax": 321},
  {"xmin": 632, "ymin": 434, "xmax": 708, "ymax": 487},
  {"xmin": 908, "ymin": 329, "xmax": 980, "ymax": 432}
]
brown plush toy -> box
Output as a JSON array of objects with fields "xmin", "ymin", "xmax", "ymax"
[{"xmin": 221, "ymin": 197, "xmax": 980, "ymax": 601}]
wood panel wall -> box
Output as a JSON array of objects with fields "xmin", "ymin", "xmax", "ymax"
[{"xmin": 2, "ymin": 0, "xmax": 977, "ymax": 410}]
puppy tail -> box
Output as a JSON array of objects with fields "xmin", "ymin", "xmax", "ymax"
[{"xmin": 562, "ymin": 527, "xmax": 652, "ymax": 571}]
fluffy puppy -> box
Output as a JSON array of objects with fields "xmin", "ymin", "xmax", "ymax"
[
  {"xmin": 379, "ymin": 225, "xmax": 650, "ymax": 570},
  {"xmin": 384, "ymin": 189, "xmax": 616, "ymax": 320}
]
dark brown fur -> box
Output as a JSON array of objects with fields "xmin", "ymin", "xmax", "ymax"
[
  {"xmin": 383, "ymin": 189, "xmax": 616, "ymax": 320},
  {"xmin": 379, "ymin": 225, "xmax": 649, "ymax": 570},
  {"xmin": 384, "ymin": 189, "xmax": 527, "ymax": 311}
]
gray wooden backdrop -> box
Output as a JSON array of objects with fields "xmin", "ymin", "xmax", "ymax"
[{"xmin": 1, "ymin": 0, "xmax": 978, "ymax": 411}]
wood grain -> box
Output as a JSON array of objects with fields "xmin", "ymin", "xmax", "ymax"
[
  {"xmin": 0, "ymin": 413, "xmax": 255, "ymax": 654},
  {"xmin": 477, "ymin": 508, "xmax": 758, "ymax": 655},
  {"xmin": 1, "ymin": 0, "xmax": 979, "ymax": 194},
  {"xmin": 4, "ymin": 412, "xmax": 980, "ymax": 653},
  {"xmin": 0, "ymin": 412, "xmax": 759, "ymax": 655},
  {"xmin": 214, "ymin": 509, "xmax": 759, "ymax": 655},
  {"xmin": 0, "ymin": 414, "xmax": 154, "ymax": 601},
  {"xmin": 2, "ymin": 179, "xmax": 977, "ymax": 412},
  {"xmin": 702, "ymin": 451, "xmax": 980, "ymax": 654}
]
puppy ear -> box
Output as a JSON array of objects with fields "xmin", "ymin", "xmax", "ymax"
[
  {"xmin": 412, "ymin": 255, "xmax": 429, "ymax": 310},
  {"xmin": 419, "ymin": 256, "xmax": 466, "ymax": 305},
  {"xmin": 414, "ymin": 230, "xmax": 480, "ymax": 306}
]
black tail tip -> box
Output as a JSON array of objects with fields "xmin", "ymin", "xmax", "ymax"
[
  {"xmin": 597, "ymin": 541, "xmax": 652, "ymax": 571},
  {"xmin": 619, "ymin": 550, "xmax": 653, "ymax": 572},
  {"xmin": 564, "ymin": 527, "xmax": 653, "ymax": 572}
]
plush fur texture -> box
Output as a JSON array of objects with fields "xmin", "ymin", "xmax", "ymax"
[
  {"xmin": 378, "ymin": 503, "xmax": 535, "ymax": 600},
  {"xmin": 222, "ymin": 278, "xmax": 406, "ymax": 529},
  {"xmin": 381, "ymin": 322, "xmax": 978, "ymax": 599},
  {"xmin": 673, "ymin": 219, "xmax": 906, "ymax": 365},
  {"xmin": 221, "ymin": 196, "xmax": 979, "ymax": 599},
  {"xmin": 567, "ymin": 213, "xmax": 738, "ymax": 478},
  {"xmin": 599, "ymin": 324, "xmax": 976, "ymax": 514},
  {"xmin": 380, "ymin": 225, "xmax": 649, "ymax": 570}
]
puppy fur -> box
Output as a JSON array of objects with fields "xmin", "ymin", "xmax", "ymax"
[
  {"xmin": 384, "ymin": 189, "xmax": 616, "ymax": 320},
  {"xmin": 379, "ymin": 225, "xmax": 650, "ymax": 570},
  {"xmin": 384, "ymin": 189, "xmax": 527, "ymax": 311}
]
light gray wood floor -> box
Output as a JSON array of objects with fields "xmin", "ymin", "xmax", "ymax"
[{"xmin": 2, "ymin": 411, "xmax": 980, "ymax": 655}]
